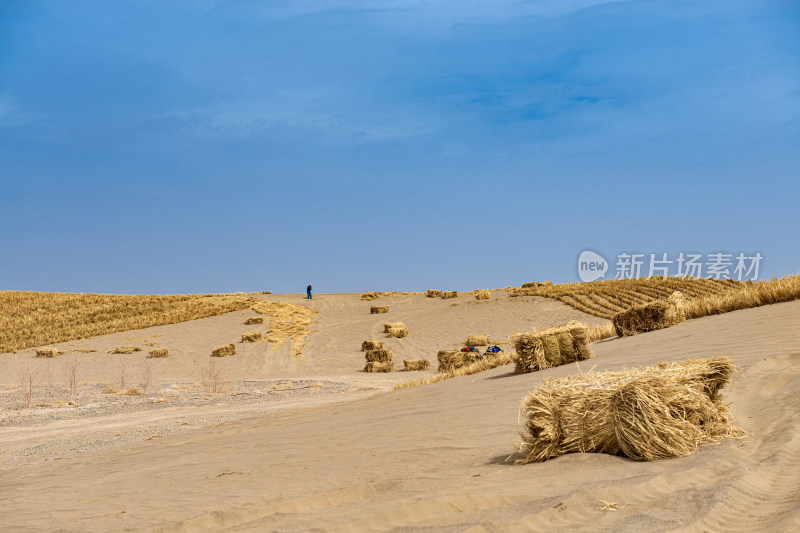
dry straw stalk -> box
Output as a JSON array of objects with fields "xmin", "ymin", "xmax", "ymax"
[
  {"xmin": 516, "ymin": 357, "xmax": 741, "ymax": 463},
  {"xmin": 211, "ymin": 343, "xmax": 236, "ymax": 357},
  {"xmin": 109, "ymin": 345, "xmax": 141, "ymax": 355},
  {"xmin": 403, "ymin": 359, "xmax": 430, "ymax": 371}
]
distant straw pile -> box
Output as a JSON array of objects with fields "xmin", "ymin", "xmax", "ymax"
[
  {"xmin": 211, "ymin": 343, "xmax": 236, "ymax": 357},
  {"xmin": 441, "ymin": 291, "xmax": 458, "ymax": 299},
  {"xmin": 613, "ymin": 291, "xmax": 687, "ymax": 337},
  {"xmin": 148, "ymin": 347, "xmax": 170, "ymax": 358},
  {"xmin": 384, "ymin": 322, "xmax": 409, "ymax": 338},
  {"xmin": 426, "ymin": 290, "xmax": 443, "ymax": 298},
  {"xmin": 474, "ymin": 290, "xmax": 491, "ymax": 300},
  {"xmin": 109, "ymin": 345, "xmax": 141, "ymax": 354},
  {"xmin": 242, "ymin": 332, "xmax": 262, "ymax": 343},
  {"xmin": 404, "ymin": 359, "xmax": 430, "ymax": 371},
  {"xmin": 364, "ymin": 347, "xmax": 393, "ymax": 372},
  {"xmin": 516, "ymin": 357, "xmax": 740, "ymax": 463},
  {"xmin": 35, "ymin": 347, "xmax": 60, "ymax": 358},
  {"xmin": 371, "ymin": 305, "xmax": 389, "ymax": 314},
  {"xmin": 244, "ymin": 317, "xmax": 264, "ymax": 325},
  {"xmin": 513, "ymin": 321, "xmax": 594, "ymax": 374},
  {"xmin": 437, "ymin": 349, "xmax": 483, "ymax": 373},
  {"xmin": 467, "ymin": 334, "xmax": 490, "ymax": 346},
  {"xmin": 361, "ymin": 292, "xmax": 379, "ymax": 301},
  {"xmin": 361, "ymin": 340, "xmax": 383, "ymax": 351}
]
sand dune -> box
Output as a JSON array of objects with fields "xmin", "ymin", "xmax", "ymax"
[{"xmin": 1, "ymin": 295, "xmax": 799, "ymax": 531}]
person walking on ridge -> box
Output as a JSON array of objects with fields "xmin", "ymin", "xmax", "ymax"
[{"xmin": 307, "ymin": 283, "xmax": 312, "ymax": 299}]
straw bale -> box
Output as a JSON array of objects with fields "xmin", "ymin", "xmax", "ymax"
[
  {"xmin": 521, "ymin": 282, "xmax": 543, "ymax": 288},
  {"xmin": 365, "ymin": 348, "xmax": 393, "ymax": 363},
  {"xmin": 361, "ymin": 292, "xmax": 379, "ymax": 301},
  {"xmin": 148, "ymin": 347, "xmax": 170, "ymax": 358},
  {"xmin": 35, "ymin": 347, "xmax": 60, "ymax": 358},
  {"xmin": 244, "ymin": 317, "xmax": 264, "ymax": 325},
  {"xmin": 613, "ymin": 292, "xmax": 687, "ymax": 337},
  {"xmin": 387, "ymin": 325, "xmax": 409, "ymax": 338},
  {"xmin": 364, "ymin": 361, "xmax": 393, "ymax": 373},
  {"xmin": 474, "ymin": 289, "xmax": 491, "ymax": 300},
  {"xmin": 467, "ymin": 334, "xmax": 490, "ymax": 346},
  {"xmin": 441, "ymin": 291, "xmax": 458, "ymax": 299},
  {"xmin": 384, "ymin": 322, "xmax": 404, "ymax": 332},
  {"xmin": 361, "ymin": 340, "xmax": 383, "ymax": 351},
  {"xmin": 242, "ymin": 332, "xmax": 262, "ymax": 343},
  {"xmin": 404, "ymin": 359, "xmax": 431, "ymax": 371},
  {"xmin": 513, "ymin": 321, "xmax": 594, "ymax": 374},
  {"xmin": 517, "ymin": 357, "xmax": 740, "ymax": 463},
  {"xmin": 426, "ymin": 290, "xmax": 443, "ymax": 298},
  {"xmin": 211, "ymin": 343, "xmax": 236, "ymax": 357},
  {"xmin": 109, "ymin": 345, "xmax": 141, "ymax": 355},
  {"xmin": 437, "ymin": 349, "xmax": 483, "ymax": 373},
  {"xmin": 371, "ymin": 305, "xmax": 389, "ymax": 314}
]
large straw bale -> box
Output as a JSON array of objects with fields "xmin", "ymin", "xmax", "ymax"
[
  {"xmin": 371, "ymin": 305, "xmax": 389, "ymax": 314},
  {"xmin": 404, "ymin": 359, "xmax": 430, "ymax": 371},
  {"xmin": 384, "ymin": 322, "xmax": 409, "ymax": 338},
  {"xmin": 109, "ymin": 345, "xmax": 141, "ymax": 355},
  {"xmin": 148, "ymin": 347, "xmax": 170, "ymax": 358},
  {"xmin": 467, "ymin": 334, "xmax": 490, "ymax": 346},
  {"xmin": 242, "ymin": 332, "xmax": 262, "ymax": 343},
  {"xmin": 244, "ymin": 317, "xmax": 264, "ymax": 325},
  {"xmin": 364, "ymin": 361, "xmax": 393, "ymax": 373},
  {"xmin": 441, "ymin": 291, "xmax": 458, "ymax": 299},
  {"xmin": 474, "ymin": 289, "xmax": 491, "ymax": 300},
  {"xmin": 613, "ymin": 292, "xmax": 687, "ymax": 336},
  {"xmin": 361, "ymin": 340, "xmax": 383, "ymax": 351},
  {"xmin": 514, "ymin": 321, "xmax": 594, "ymax": 374},
  {"xmin": 517, "ymin": 357, "xmax": 740, "ymax": 463},
  {"xmin": 365, "ymin": 348, "xmax": 393, "ymax": 363},
  {"xmin": 426, "ymin": 290, "xmax": 443, "ymax": 298},
  {"xmin": 361, "ymin": 292, "xmax": 380, "ymax": 301},
  {"xmin": 35, "ymin": 347, "xmax": 60, "ymax": 358},
  {"xmin": 211, "ymin": 343, "xmax": 236, "ymax": 357},
  {"xmin": 437, "ymin": 349, "xmax": 483, "ymax": 373}
]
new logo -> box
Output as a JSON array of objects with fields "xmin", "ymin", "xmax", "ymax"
[{"xmin": 577, "ymin": 250, "xmax": 608, "ymax": 282}]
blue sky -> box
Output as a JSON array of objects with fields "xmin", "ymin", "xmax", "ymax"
[{"xmin": 1, "ymin": 0, "xmax": 798, "ymax": 294}]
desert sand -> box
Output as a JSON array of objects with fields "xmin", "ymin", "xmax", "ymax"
[{"xmin": 1, "ymin": 291, "xmax": 799, "ymax": 531}]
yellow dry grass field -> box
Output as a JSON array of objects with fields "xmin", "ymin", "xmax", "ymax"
[{"xmin": 0, "ymin": 292, "xmax": 317, "ymax": 358}]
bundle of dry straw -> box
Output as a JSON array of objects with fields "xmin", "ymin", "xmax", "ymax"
[
  {"xmin": 364, "ymin": 361, "xmax": 393, "ymax": 373},
  {"xmin": 361, "ymin": 340, "xmax": 383, "ymax": 351},
  {"xmin": 441, "ymin": 291, "xmax": 458, "ymax": 299},
  {"xmin": 109, "ymin": 345, "xmax": 141, "ymax": 354},
  {"xmin": 361, "ymin": 292, "xmax": 379, "ymax": 301},
  {"xmin": 467, "ymin": 334, "xmax": 490, "ymax": 346},
  {"xmin": 244, "ymin": 316, "xmax": 264, "ymax": 325},
  {"xmin": 371, "ymin": 305, "xmax": 389, "ymax": 314},
  {"xmin": 513, "ymin": 321, "xmax": 594, "ymax": 374},
  {"xmin": 365, "ymin": 347, "xmax": 394, "ymax": 372},
  {"xmin": 404, "ymin": 359, "xmax": 430, "ymax": 371},
  {"xmin": 613, "ymin": 291, "xmax": 687, "ymax": 337},
  {"xmin": 517, "ymin": 357, "xmax": 740, "ymax": 463},
  {"xmin": 148, "ymin": 347, "xmax": 170, "ymax": 358},
  {"xmin": 211, "ymin": 343, "xmax": 236, "ymax": 357},
  {"xmin": 474, "ymin": 289, "xmax": 491, "ymax": 300},
  {"xmin": 242, "ymin": 332, "xmax": 262, "ymax": 343},
  {"xmin": 384, "ymin": 322, "xmax": 409, "ymax": 338},
  {"xmin": 437, "ymin": 349, "xmax": 483, "ymax": 373},
  {"xmin": 426, "ymin": 290, "xmax": 443, "ymax": 298},
  {"xmin": 35, "ymin": 347, "xmax": 60, "ymax": 358}
]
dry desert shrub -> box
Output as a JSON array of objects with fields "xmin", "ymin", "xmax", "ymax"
[
  {"xmin": 148, "ymin": 347, "xmax": 170, "ymax": 358},
  {"xmin": 474, "ymin": 289, "xmax": 491, "ymax": 300},
  {"xmin": 139, "ymin": 359, "xmax": 155, "ymax": 392},
  {"xmin": 241, "ymin": 332, "xmax": 262, "ymax": 343},
  {"xmin": 403, "ymin": 359, "xmax": 430, "ymax": 371},
  {"xmin": 211, "ymin": 343, "xmax": 236, "ymax": 357},
  {"xmin": 370, "ymin": 305, "xmax": 389, "ymax": 314},
  {"xmin": 199, "ymin": 358, "xmax": 228, "ymax": 393},
  {"xmin": 16, "ymin": 361, "xmax": 39, "ymax": 408},
  {"xmin": 516, "ymin": 357, "xmax": 741, "ymax": 463},
  {"xmin": 63, "ymin": 355, "xmax": 81, "ymax": 399},
  {"xmin": 109, "ymin": 345, "xmax": 141, "ymax": 355}
]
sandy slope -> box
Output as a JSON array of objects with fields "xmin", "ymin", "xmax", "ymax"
[{"xmin": 1, "ymin": 296, "xmax": 799, "ymax": 531}]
